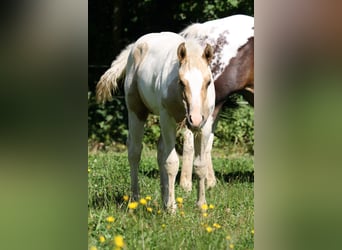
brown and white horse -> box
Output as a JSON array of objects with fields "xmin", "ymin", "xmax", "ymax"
[
  {"xmin": 179, "ymin": 14, "xmax": 254, "ymax": 191},
  {"xmin": 96, "ymin": 32, "xmax": 215, "ymax": 211}
]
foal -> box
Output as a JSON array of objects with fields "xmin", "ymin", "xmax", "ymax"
[{"xmin": 96, "ymin": 32, "xmax": 215, "ymax": 211}]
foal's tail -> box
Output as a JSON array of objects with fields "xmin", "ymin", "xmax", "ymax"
[{"xmin": 96, "ymin": 43, "xmax": 134, "ymax": 103}]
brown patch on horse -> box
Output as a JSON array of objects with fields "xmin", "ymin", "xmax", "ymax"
[
  {"xmin": 126, "ymin": 43, "xmax": 150, "ymax": 121},
  {"xmin": 133, "ymin": 42, "xmax": 148, "ymax": 67},
  {"xmin": 214, "ymin": 37, "xmax": 254, "ymax": 110}
]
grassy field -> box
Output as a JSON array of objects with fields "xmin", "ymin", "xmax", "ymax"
[{"xmin": 88, "ymin": 149, "xmax": 254, "ymax": 250}]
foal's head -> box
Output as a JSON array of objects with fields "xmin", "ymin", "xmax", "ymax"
[{"xmin": 177, "ymin": 41, "xmax": 214, "ymax": 130}]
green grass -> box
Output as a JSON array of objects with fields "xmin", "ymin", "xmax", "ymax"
[{"xmin": 88, "ymin": 149, "xmax": 254, "ymax": 250}]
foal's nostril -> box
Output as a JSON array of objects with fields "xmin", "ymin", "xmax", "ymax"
[{"xmin": 188, "ymin": 114, "xmax": 204, "ymax": 128}]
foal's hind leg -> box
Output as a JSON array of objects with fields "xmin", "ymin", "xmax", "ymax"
[{"xmin": 127, "ymin": 111, "xmax": 147, "ymax": 201}]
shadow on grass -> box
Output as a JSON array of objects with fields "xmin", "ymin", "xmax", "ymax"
[{"xmin": 140, "ymin": 169, "xmax": 254, "ymax": 183}]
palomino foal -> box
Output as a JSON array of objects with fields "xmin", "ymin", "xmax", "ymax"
[{"xmin": 96, "ymin": 32, "xmax": 215, "ymax": 211}]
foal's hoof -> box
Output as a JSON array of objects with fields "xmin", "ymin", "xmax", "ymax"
[
  {"xmin": 206, "ymin": 177, "xmax": 217, "ymax": 189},
  {"xmin": 180, "ymin": 180, "xmax": 192, "ymax": 192},
  {"xmin": 166, "ymin": 203, "xmax": 177, "ymax": 214}
]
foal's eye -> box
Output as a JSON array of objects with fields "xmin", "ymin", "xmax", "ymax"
[
  {"xmin": 206, "ymin": 80, "xmax": 211, "ymax": 87},
  {"xmin": 179, "ymin": 80, "xmax": 185, "ymax": 87}
]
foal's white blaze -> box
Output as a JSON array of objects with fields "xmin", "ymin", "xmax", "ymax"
[{"xmin": 184, "ymin": 68, "xmax": 205, "ymax": 127}]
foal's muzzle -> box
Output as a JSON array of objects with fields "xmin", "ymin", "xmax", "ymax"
[{"xmin": 186, "ymin": 114, "xmax": 205, "ymax": 130}]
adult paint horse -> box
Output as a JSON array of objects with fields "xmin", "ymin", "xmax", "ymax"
[
  {"xmin": 96, "ymin": 32, "xmax": 215, "ymax": 211},
  {"xmin": 179, "ymin": 14, "xmax": 254, "ymax": 191}
]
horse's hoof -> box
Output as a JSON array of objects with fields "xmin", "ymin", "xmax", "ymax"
[{"xmin": 166, "ymin": 203, "xmax": 177, "ymax": 214}]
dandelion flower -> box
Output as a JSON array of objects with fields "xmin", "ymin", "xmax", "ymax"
[
  {"xmin": 201, "ymin": 204, "xmax": 208, "ymax": 211},
  {"xmin": 206, "ymin": 226, "xmax": 213, "ymax": 233},
  {"xmin": 180, "ymin": 211, "xmax": 185, "ymax": 216},
  {"xmin": 139, "ymin": 198, "xmax": 147, "ymax": 205},
  {"xmin": 106, "ymin": 216, "xmax": 115, "ymax": 223},
  {"xmin": 90, "ymin": 246, "xmax": 97, "ymax": 250},
  {"xmin": 162, "ymin": 224, "xmax": 166, "ymax": 228},
  {"xmin": 176, "ymin": 197, "xmax": 183, "ymax": 203},
  {"xmin": 128, "ymin": 201, "xmax": 138, "ymax": 209},
  {"xmin": 202, "ymin": 212, "xmax": 208, "ymax": 217},
  {"xmin": 147, "ymin": 207, "xmax": 153, "ymax": 213},
  {"xmin": 145, "ymin": 196, "xmax": 152, "ymax": 201},
  {"xmin": 157, "ymin": 210, "xmax": 161, "ymax": 214},
  {"xmin": 99, "ymin": 235, "xmax": 105, "ymax": 243},
  {"xmin": 123, "ymin": 195, "xmax": 129, "ymax": 201},
  {"xmin": 114, "ymin": 235, "xmax": 125, "ymax": 248},
  {"xmin": 226, "ymin": 235, "xmax": 231, "ymax": 240},
  {"xmin": 213, "ymin": 223, "xmax": 221, "ymax": 229},
  {"xmin": 229, "ymin": 243, "xmax": 234, "ymax": 249},
  {"xmin": 251, "ymin": 229, "xmax": 254, "ymax": 235},
  {"xmin": 209, "ymin": 204, "xmax": 215, "ymax": 209}
]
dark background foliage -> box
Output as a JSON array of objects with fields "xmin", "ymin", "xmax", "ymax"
[{"xmin": 88, "ymin": 0, "xmax": 254, "ymax": 153}]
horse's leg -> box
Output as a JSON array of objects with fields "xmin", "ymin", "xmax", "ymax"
[
  {"xmin": 180, "ymin": 128, "xmax": 194, "ymax": 192},
  {"xmin": 205, "ymin": 132, "xmax": 216, "ymax": 189},
  {"xmin": 127, "ymin": 111, "xmax": 147, "ymax": 201},
  {"xmin": 157, "ymin": 134, "xmax": 168, "ymax": 205},
  {"xmin": 241, "ymin": 87, "xmax": 254, "ymax": 106},
  {"xmin": 159, "ymin": 111, "xmax": 178, "ymax": 212},
  {"xmin": 205, "ymin": 104, "xmax": 223, "ymax": 189},
  {"xmin": 194, "ymin": 116, "xmax": 214, "ymax": 207}
]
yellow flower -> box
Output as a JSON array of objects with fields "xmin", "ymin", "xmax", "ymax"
[
  {"xmin": 99, "ymin": 235, "xmax": 105, "ymax": 243},
  {"xmin": 213, "ymin": 223, "xmax": 221, "ymax": 229},
  {"xmin": 157, "ymin": 210, "xmax": 161, "ymax": 214},
  {"xmin": 114, "ymin": 235, "xmax": 125, "ymax": 248},
  {"xmin": 201, "ymin": 204, "xmax": 208, "ymax": 211},
  {"xmin": 251, "ymin": 229, "xmax": 254, "ymax": 234},
  {"xmin": 206, "ymin": 226, "xmax": 213, "ymax": 233},
  {"xmin": 180, "ymin": 211, "xmax": 185, "ymax": 216},
  {"xmin": 128, "ymin": 201, "xmax": 138, "ymax": 209},
  {"xmin": 229, "ymin": 243, "xmax": 234, "ymax": 249},
  {"xmin": 123, "ymin": 195, "xmax": 129, "ymax": 201},
  {"xmin": 162, "ymin": 224, "xmax": 166, "ymax": 228},
  {"xmin": 106, "ymin": 216, "xmax": 115, "ymax": 223},
  {"xmin": 202, "ymin": 212, "xmax": 208, "ymax": 217},
  {"xmin": 147, "ymin": 207, "xmax": 153, "ymax": 212},
  {"xmin": 139, "ymin": 198, "xmax": 147, "ymax": 205},
  {"xmin": 209, "ymin": 204, "xmax": 215, "ymax": 209},
  {"xmin": 226, "ymin": 235, "xmax": 231, "ymax": 240},
  {"xmin": 176, "ymin": 197, "xmax": 183, "ymax": 203},
  {"xmin": 145, "ymin": 196, "xmax": 152, "ymax": 201},
  {"xmin": 90, "ymin": 246, "xmax": 97, "ymax": 250},
  {"xmin": 88, "ymin": 168, "xmax": 91, "ymax": 173}
]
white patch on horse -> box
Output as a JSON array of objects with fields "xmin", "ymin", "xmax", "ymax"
[
  {"xmin": 180, "ymin": 15, "xmax": 254, "ymax": 80},
  {"xmin": 183, "ymin": 68, "xmax": 204, "ymax": 111}
]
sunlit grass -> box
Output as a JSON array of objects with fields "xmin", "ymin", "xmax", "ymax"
[{"xmin": 88, "ymin": 150, "xmax": 254, "ymax": 249}]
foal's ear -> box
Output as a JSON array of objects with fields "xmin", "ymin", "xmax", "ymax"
[
  {"xmin": 177, "ymin": 42, "xmax": 187, "ymax": 63},
  {"xmin": 202, "ymin": 44, "xmax": 213, "ymax": 64}
]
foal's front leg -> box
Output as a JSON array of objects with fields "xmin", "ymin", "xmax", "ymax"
[
  {"xmin": 180, "ymin": 128, "xmax": 194, "ymax": 192},
  {"xmin": 159, "ymin": 112, "xmax": 179, "ymax": 212},
  {"xmin": 193, "ymin": 117, "xmax": 214, "ymax": 207}
]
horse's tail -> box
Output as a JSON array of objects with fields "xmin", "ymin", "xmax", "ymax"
[{"xmin": 96, "ymin": 43, "xmax": 134, "ymax": 103}]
